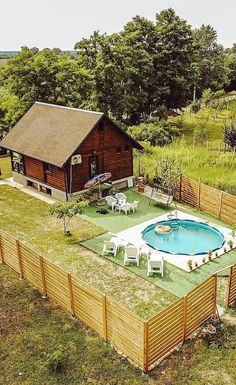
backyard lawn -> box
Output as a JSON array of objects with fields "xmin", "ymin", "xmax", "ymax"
[
  {"xmin": 0, "ymin": 184, "xmax": 176, "ymax": 318},
  {"xmin": 1, "ymin": 264, "xmax": 236, "ymax": 385}
]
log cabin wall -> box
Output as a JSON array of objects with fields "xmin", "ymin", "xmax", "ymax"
[
  {"xmin": 68, "ymin": 118, "xmax": 133, "ymax": 193},
  {"xmin": 24, "ymin": 156, "xmax": 65, "ymax": 190}
]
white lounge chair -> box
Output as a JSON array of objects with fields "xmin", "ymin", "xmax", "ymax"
[
  {"xmin": 102, "ymin": 240, "xmax": 118, "ymax": 257},
  {"xmin": 124, "ymin": 245, "xmax": 140, "ymax": 266},
  {"xmin": 147, "ymin": 254, "xmax": 164, "ymax": 277},
  {"xmin": 105, "ymin": 195, "xmax": 117, "ymax": 210},
  {"xmin": 115, "ymin": 192, "xmax": 127, "ymax": 205}
]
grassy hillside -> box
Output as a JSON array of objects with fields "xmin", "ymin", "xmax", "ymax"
[{"xmin": 136, "ymin": 100, "xmax": 236, "ymax": 195}]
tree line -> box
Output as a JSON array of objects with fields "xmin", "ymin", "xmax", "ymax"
[{"xmin": 1, "ymin": 8, "xmax": 236, "ymax": 138}]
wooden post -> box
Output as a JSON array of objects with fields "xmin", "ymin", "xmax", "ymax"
[
  {"xmin": 197, "ymin": 178, "xmax": 201, "ymax": 209},
  {"xmin": 16, "ymin": 240, "xmax": 24, "ymax": 278},
  {"xmin": 218, "ymin": 191, "xmax": 223, "ymax": 220},
  {"xmin": 182, "ymin": 296, "xmax": 188, "ymax": 342},
  {"xmin": 39, "ymin": 256, "xmax": 47, "ymax": 298},
  {"xmin": 68, "ymin": 273, "xmax": 75, "ymax": 317},
  {"xmin": 0, "ymin": 233, "xmax": 3, "ymax": 264},
  {"xmin": 179, "ymin": 174, "xmax": 182, "ymax": 201},
  {"xmin": 226, "ymin": 266, "xmax": 233, "ymax": 308},
  {"xmin": 102, "ymin": 294, "xmax": 108, "ymax": 342},
  {"xmin": 213, "ymin": 274, "xmax": 217, "ymax": 315},
  {"xmin": 143, "ymin": 321, "xmax": 149, "ymax": 372}
]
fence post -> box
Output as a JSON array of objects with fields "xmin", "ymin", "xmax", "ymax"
[
  {"xmin": 197, "ymin": 178, "xmax": 201, "ymax": 209},
  {"xmin": 102, "ymin": 294, "xmax": 108, "ymax": 342},
  {"xmin": 226, "ymin": 266, "xmax": 233, "ymax": 308},
  {"xmin": 213, "ymin": 274, "xmax": 217, "ymax": 315},
  {"xmin": 179, "ymin": 174, "xmax": 182, "ymax": 201},
  {"xmin": 16, "ymin": 240, "xmax": 24, "ymax": 279},
  {"xmin": 218, "ymin": 191, "xmax": 223, "ymax": 220},
  {"xmin": 68, "ymin": 273, "xmax": 75, "ymax": 317},
  {"xmin": 182, "ymin": 296, "xmax": 187, "ymax": 342},
  {"xmin": 143, "ymin": 320, "xmax": 149, "ymax": 372},
  {"xmin": 39, "ymin": 256, "xmax": 47, "ymax": 298},
  {"xmin": 0, "ymin": 233, "xmax": 3, "ymax": 264}
]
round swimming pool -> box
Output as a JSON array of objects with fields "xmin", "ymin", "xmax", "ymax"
[{"xmin": 142, "ymin": 219, "xmax": 225, "ymax": 255}]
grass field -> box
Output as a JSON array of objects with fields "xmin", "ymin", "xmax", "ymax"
[
  {"xmin": 133, "ymin": 101, "xmax": 236, "ymax": 195},
  {"xmin": 0, "ymin": 183, "xmax": 176, "ymax": 318},
  {"xmin": 1, "ymin": 264, "xmax": 236, "ymax": 385}
]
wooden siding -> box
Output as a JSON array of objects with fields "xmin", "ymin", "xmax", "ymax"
[
  {"xmin": 69, "ymin": 118, "xmax": 134, "ymax": 192},
  {"xmin": 227, "ymin": 264, "xmax": 236, "ymax": 307},
  {"xmin": 24, "ymin": 156, "xmax": 65, "ymax": 190}
]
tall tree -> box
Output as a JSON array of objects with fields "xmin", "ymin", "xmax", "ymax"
[
  {"xmin": 0, "ymin": 47, "xmax": 94, "ymax": 108},
  {"xmin": 192, "ymin": 25, "xmax": 227, "ymax": 95},
  {"xmin": 155, "ymin": 8, "xmax": 194, "ymax": 109}
]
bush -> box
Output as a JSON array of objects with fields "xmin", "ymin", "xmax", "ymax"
[
  {"xmin": 46, "ymin": 345, "xmax": 68, "ymax": 371},
  {"xmin": 127, "ymin": 119, "xmax": 181, "ymax": 147},
  {"xmin": 223, "ymin": 119, "xmax": 236, "ymax": 150}
]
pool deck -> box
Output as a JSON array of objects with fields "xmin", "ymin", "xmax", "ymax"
[{"xmin": 116, "ymin": 210, "xmax": 233, "ymax": 272}]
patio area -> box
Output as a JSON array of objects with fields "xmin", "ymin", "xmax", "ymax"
[{"xmin": 81, "ymin": 188, "xmax": 236, "ymax": 298}]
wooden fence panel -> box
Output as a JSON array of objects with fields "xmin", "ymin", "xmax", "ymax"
[
  {"xmin": 185, "ymin": 276, "xmax": 216, "ymax": 338},
  {"xmin": 147, "ymin": 298, "xmax": 185, "ymax": 369},
  {"xmin": 227, "ymin": 265, "xmax": 236, "ymax": 307},
  {"xmin": 71, "ymin": 277, "xmax": 104, "ymax": 337},
  {"xmin": 0, "ymin": 231, "xmax": 19, "ymax": 273},
  {"xmin": 178, "ymin": 175, "xmax": 236, "ymax": 225},
  {"xmin": 19, "ymin": 243, "xmax": 42, "ymax": 291},
  {"xmin": 106, "ymin": 297, "xmax": 145, "ymax": 369},
  {"xmin": 179, "ymin": 176, "xmax": 198, "ymax": 207},
  {"xmin": 43, "ymin": 259, "xmax": 71, "ymax": 312}
]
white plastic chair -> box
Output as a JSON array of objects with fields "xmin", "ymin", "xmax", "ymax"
[
  {"xmin": 115, "ymin": 192, "xmax": 127, "ymax": 205},
  {"xmin": 147, "ymin": 254, "xmax": 164, "ymax": 277},
  {"xmin": 102, "ymin": 241, "xmax": 118, "ymax": 257},
  {"xmin": 110, "ymin": 236, "xmax": 128, "ymax": 251},
  {"xmin": 115, "ymin": 203, "xmax": 131, "ymax": 215},
  {"xmin": 124, "ymin": 245, "xmax": 140, "ymax": 266},
  {"xmin": 105, "ymin": 196, "xmax": 117, "ymax": 210}
]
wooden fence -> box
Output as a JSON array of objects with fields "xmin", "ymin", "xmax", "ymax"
[
  {"xmin": 0, "ymin": 229, "xmax": 220, "ymax": 371},
  {"xmin": 177, "ymin": 175, "xmax": 236, "ymax": 225},
  {"xmin": 227, "ymin": 265, "xmax": 236, "ymax": 307}
]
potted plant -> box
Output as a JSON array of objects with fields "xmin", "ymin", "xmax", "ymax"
[
  {"xmin": 208, "ymin": 250, "xmax": 213, "ymax": 261},
  {"xmin": 227, "ymin": 239, "xmax": 234, "ymax": 250},
  {"xmin": 187, "ymin": 259, "xmax": 193, "ymax": 271}
]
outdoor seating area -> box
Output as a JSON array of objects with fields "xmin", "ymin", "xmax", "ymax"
[
  {"xmin": 105, "ymin": 192, "xmax": 139, "ymax": 215},
  {"xmin": 102, "ymin": 234, "xmax": 164, "ymax": 277}
]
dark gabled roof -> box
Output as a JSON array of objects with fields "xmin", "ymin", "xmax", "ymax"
[{"xmin": 0, "ymin": 102, "xmax": 143, "ymax": 167}]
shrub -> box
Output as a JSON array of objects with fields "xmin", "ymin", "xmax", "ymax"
[
  {"xmin": 223, "ymin": 119, "xmax": 236, "ymax": 150},
  {"xmin": 127, "ymin": 119, "xmax": 181, "ymax": 147},
  {"xmin": 46, "ymin": 345, "xmax": 68, "ymax": 371}
]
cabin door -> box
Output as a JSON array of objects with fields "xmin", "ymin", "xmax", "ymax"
[{"xmin": 89, "ymin": 155, "xmax": 99, "ymax": 178}]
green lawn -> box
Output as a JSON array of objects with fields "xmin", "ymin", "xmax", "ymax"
[
  {"xmin": 0, "ymin": 156, "xmax": 12, "ymax": 178},
  {"xmin": 1, "ymin": 264, "xmax": 236, "ymax": 385},
  {"xmin": 0, "ymin": 184, "xmax": 176, "ymax": 318}
]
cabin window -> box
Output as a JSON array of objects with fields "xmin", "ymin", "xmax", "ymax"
[
  {"xmin": 12, "ymin": 152, "xmax": 24, "ymax": 175},
  {"xmin": 124, "ymin": 145, "xmax": 129, "ymax": 153},
  {"xmin": 43, "ymin": 163, "xmax": 52, "ymax": 175},
  {"xmin": 116, "ymin": 147, "xmax": 121, "ymax": 155}
]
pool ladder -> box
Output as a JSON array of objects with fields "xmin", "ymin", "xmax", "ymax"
[{"xmin": 170, "ymin": 220, "xmax": 179, "ymax": 231}]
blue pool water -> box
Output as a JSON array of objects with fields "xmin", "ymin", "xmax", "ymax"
[{"xmin": 142, "ymin": 219, "xmax": 225, "ymax": 255}]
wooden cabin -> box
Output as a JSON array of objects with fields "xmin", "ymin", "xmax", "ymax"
[{"xmin": 0, "ymin": 102, "xmax": 143, "ymax": 201}]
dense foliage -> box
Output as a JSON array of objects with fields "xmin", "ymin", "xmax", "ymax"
[
  {"xmin": 1, "ymin": 7, "xmax": 236, "ymax": 136},
  {"xmin": 223, "ymin": 119, "xmax": 236, "ymax": 149}
]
